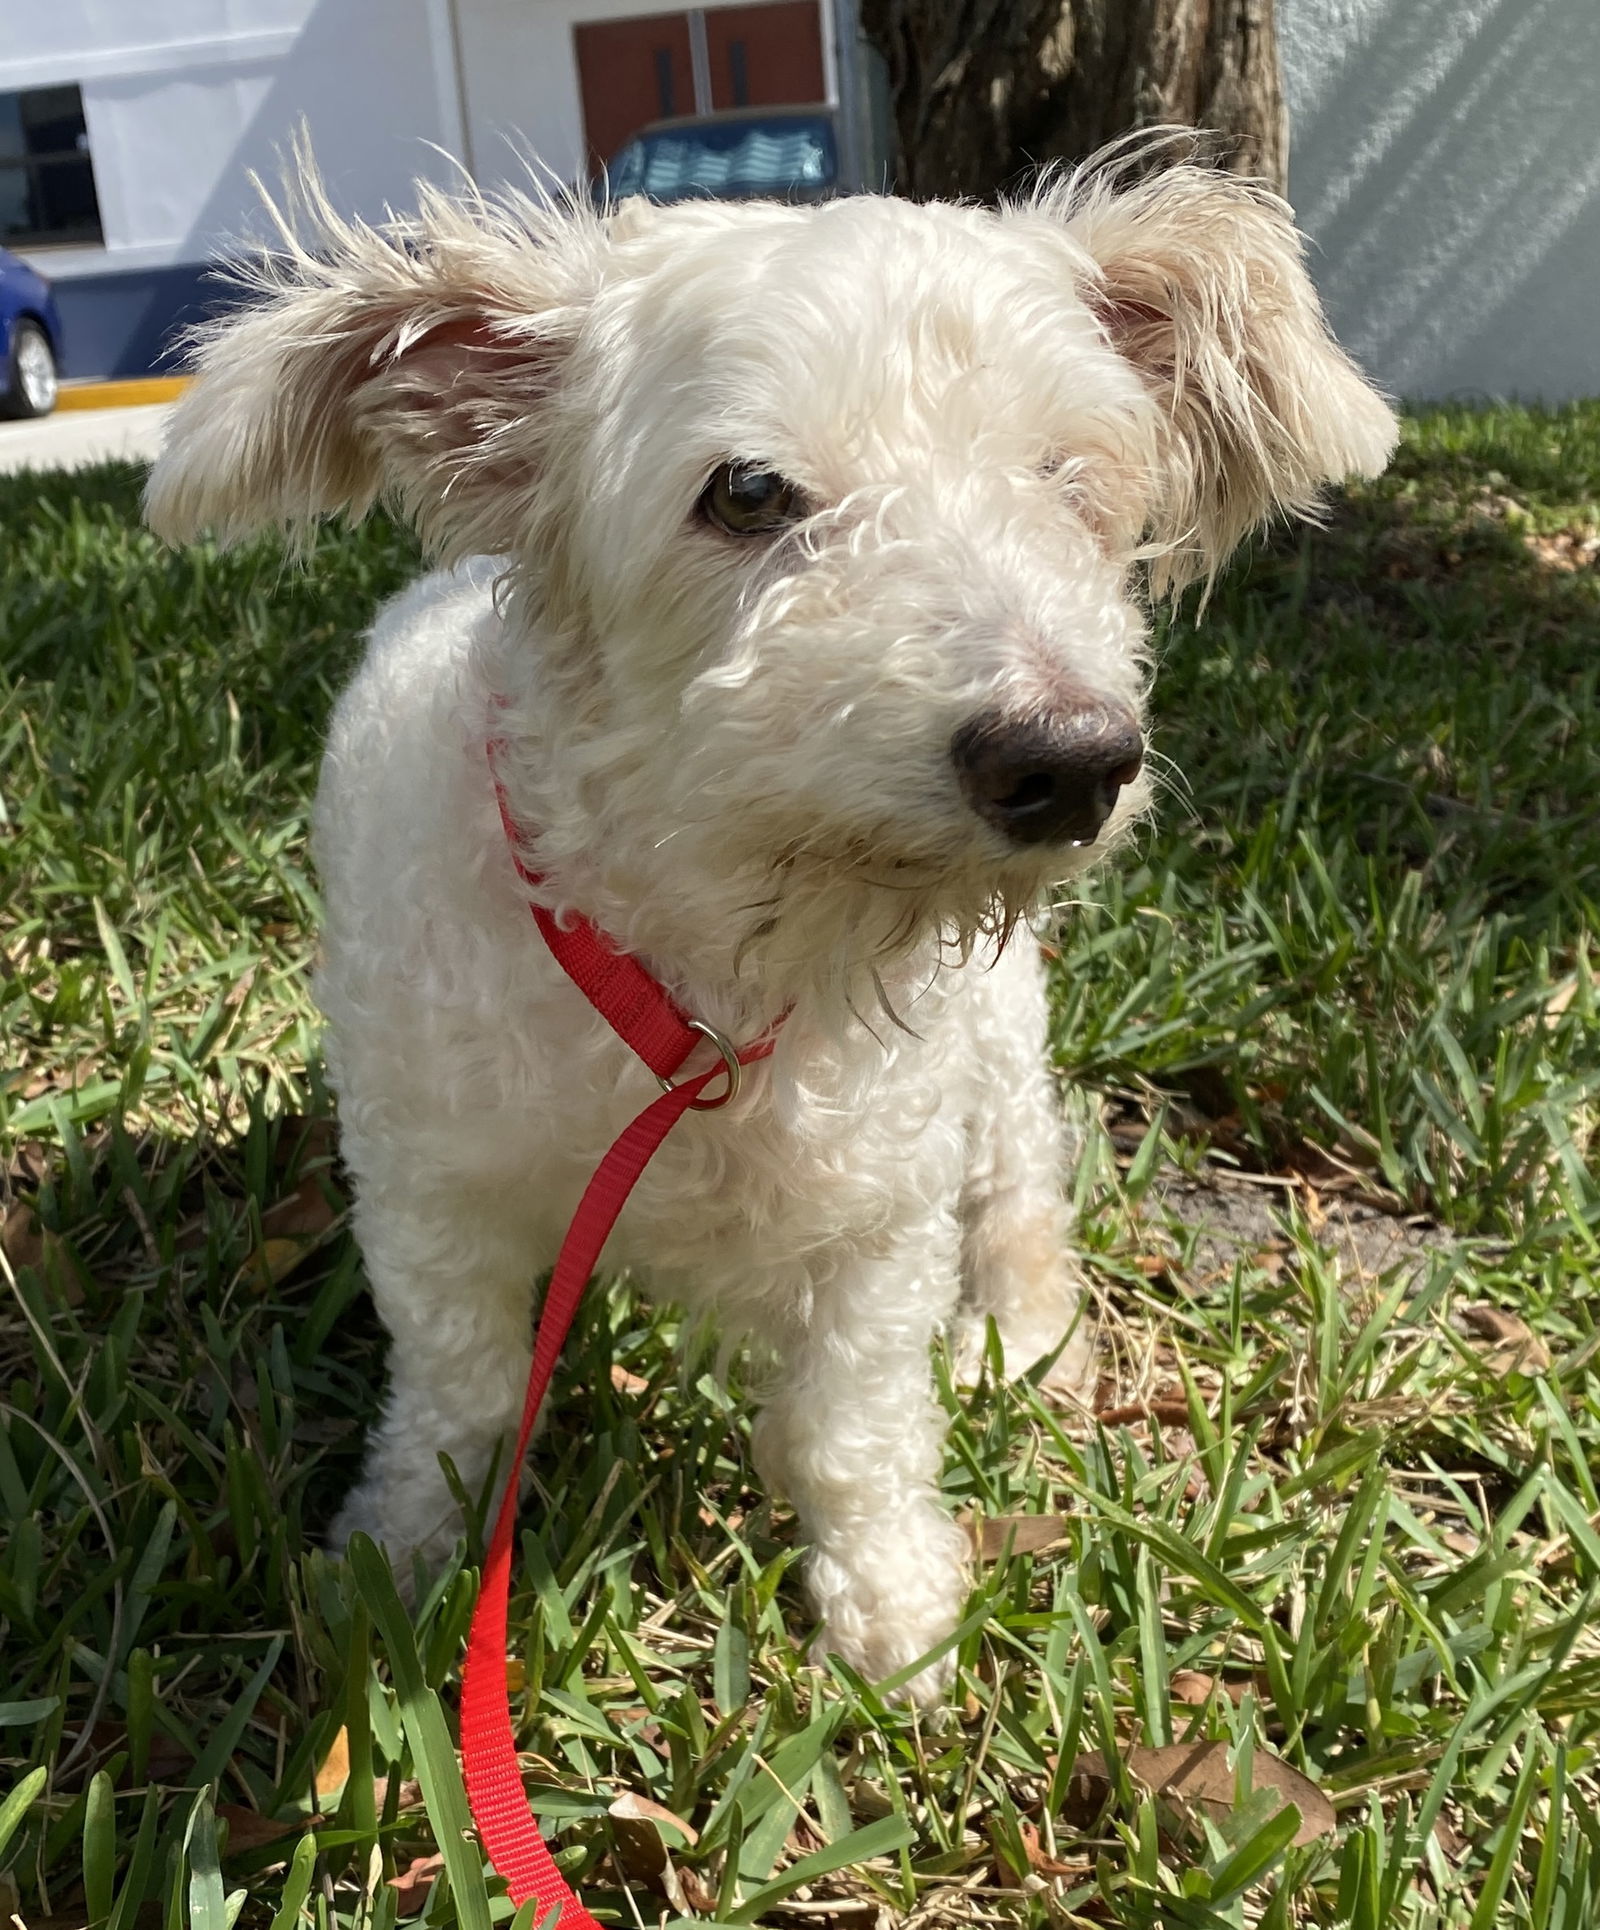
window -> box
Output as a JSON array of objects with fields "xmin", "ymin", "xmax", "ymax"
[
  {"xmin": 653, "ymin": 45, "xmax": 677, "ymax": 118},
  {"xmin": 0, "ymin": 85, "xmax": 103, "ymax": 247}
]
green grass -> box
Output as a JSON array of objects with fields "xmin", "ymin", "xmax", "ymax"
[{"xmin": 2, "ymin": 402, "xmax": 1599, "ymax": 1930}]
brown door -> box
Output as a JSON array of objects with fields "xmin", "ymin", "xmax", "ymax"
[
  {"xmin": 704, "ymin": 2, "xmax": 825, "ymax": 110},
  {"xmin": 574, "ymin": 13, "xmax": 695, "ymax": 174}
]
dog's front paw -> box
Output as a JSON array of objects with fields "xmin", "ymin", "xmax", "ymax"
[
  {"xmin": 952, "ymin": 1306, "xmax": 1096, "ymax": 1406},
  {"xmin": 805, "ymin": 1518, "xmax": 971, "ymax": 1706},
  {"xmin": 327, "ymin": 1485, "xmax": 463, "ymax": 1603},
  {"xmin": 812, "ymin": 1625, "xmax": 956, "ymax": 1708},
  {"xmin": 1021, "ymin": 1318, "xmax": 1097, "ymax": 1406}
]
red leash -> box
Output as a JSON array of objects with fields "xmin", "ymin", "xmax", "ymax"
[{"xmin": 458, "ymin": 748, "xmax": 778, "ymax": 1922}]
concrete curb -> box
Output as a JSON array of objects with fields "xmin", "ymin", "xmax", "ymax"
[{"xmin": 57, "ymin": 376, "xmax": 192, "ymax": 412}]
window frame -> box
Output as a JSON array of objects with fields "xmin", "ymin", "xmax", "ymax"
[{"xmin": 0, "ymin": 83, "xmax": 105, "ymax": 250}]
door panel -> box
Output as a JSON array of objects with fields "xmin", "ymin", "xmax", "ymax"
[
  {"xmin": 574, "ymin": 13, "xmax": 694, "ymax": 174},
  {"xmin": 704, "ymin": 2, "xmax": 825, "ymax": 111}
]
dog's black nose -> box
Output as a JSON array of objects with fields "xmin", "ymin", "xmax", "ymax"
[{"xmin": 951, "ymin": 706, "xmax": 1144, "ymax": 848}]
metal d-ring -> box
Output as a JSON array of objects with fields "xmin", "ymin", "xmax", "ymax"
[{"xmin": 657, "ymin": 1018, "xmax": 743, "ymax": 1110}]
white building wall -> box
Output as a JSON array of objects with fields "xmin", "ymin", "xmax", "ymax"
[
  {"xmin": 1280, "ymin": 0, "xmax": 1600, "ymax": 403},
  {"xmin": 453, "ymin": 0, "xmax": 591, "ymax": 193},
  {"xmin": 0, "ymin": 0, "xmax": 454, "ymax": 278}
]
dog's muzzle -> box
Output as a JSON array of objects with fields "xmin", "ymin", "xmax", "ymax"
[{"xmin": 951, "ymin": 705, "xmax": 1144, "ymax": 849}]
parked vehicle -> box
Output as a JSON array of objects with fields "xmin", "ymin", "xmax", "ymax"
[
  {"xmin": 600, "ymin": 105, "xmax": 840, "ymax": 207},
  {"xmin": 0, "ymin": 247, "xmax": 64, "ymax": 418}
]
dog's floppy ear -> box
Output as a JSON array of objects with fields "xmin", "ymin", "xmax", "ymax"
[
  {"xmin": 145, "ymin": 167, "xmax": 607, "ymax": 559},
  {"xmin": 1037, "ymin": 143, "xmax": 1396, "ymax": 594}
]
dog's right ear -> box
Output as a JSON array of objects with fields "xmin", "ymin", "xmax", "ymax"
[
  {"xmin": 1023, "ymin": 137, "xmax": 1396, "ymax": 595},
  {"xmin": 145, "ymin": 171, "xmax": 608, "ymax": 558}
]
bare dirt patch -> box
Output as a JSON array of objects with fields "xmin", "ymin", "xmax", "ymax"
[{"xmin": 1143, "ymin": 1167, "xmax": 1461, "ymax": 1289}]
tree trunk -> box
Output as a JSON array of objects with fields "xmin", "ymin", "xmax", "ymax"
[{"xmin": 859, "ymin": 0, "xmax": 1286, "ymax": 202}]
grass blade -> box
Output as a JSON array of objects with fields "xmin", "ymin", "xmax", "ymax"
[{"xmin": 348, "ymin": 1535, "xmax": 494, "ymax": 1930}]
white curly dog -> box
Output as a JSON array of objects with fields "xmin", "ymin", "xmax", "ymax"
[{"xmin": 147, "ymin": 146, "xmax": 1393, "ymax": 1698}]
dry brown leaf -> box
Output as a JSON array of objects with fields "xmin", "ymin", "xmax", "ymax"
[
  {"xmin": 216, "ymin": 1805, "xmax": 320, "ymax": 1854},
  {"xmin": 19, "ymin": 1056, "xmax": 100, "ymax": 1102},
  {"xmin": 1524, "ymin": 528, "xmax": 1600, "ymax": 573},
  {"xmin": 678, "ymin": 1866, "xmax": 720, "ymax": 1914},
  {"xmin": 608, "ymin": 1792, "xmax": 699, "ymax": 1846},
  {"xmin": 1433, "ymin": 1814, "xmax": 1470, "ymax": 1865},
  {"xmin": 610, "ymin": 1364, "xmax": 649, "ymax": 1396},
  {"xmin": 608, "ymin": 1793, "xmax": 699, "ymax": 1907},
  {"xmin": 262, "ymin": 1174, "xmax": 340, "ymax": 1241},
  {"xmin": 2, "ymin": 1139, "xmax": 50, "ymax": 1188},
  {"xmin": 607, "ymin": 1815, "xmax": 668, "ymax": 1894},
  {"xmin": 387, "ymin": 1852, "xmax": 446, "ymax": 1915},
  {"xmin": 0, "ymin": 1203, "xmax": 46, "ymax": 1272},
  {"xmin": 1132, "ymin": 1252, "xmax": 1175, "ymax": 1280},
  {"xmin": 69, "ymin": 1721, "xmax": 192, "ymax": 1783},
  {"xmin": 1283, "ymin": 1140, "xmax": 1388, "ymax": 1197},
  {"xmin": 240, "ymin": 1174, "xmax": 342, "ymax": 1288},
  {"xmin": 0, "ymin": 1200, "xmax": 82, "ymax": 1303},
  {"xmin": 849, "ymin": 1779, "xmax": 895, "ymax": 1820},
  {"xmin": 963, "ymin": 1512, "xmax": 1069, "ymax": 1561},
  {"xmin": 1095, "ymin": 1400, "xmax": 1193, "ymax": 1429},
  {"xmin": 1169, "ymin": 1671, "xmax": 1257, "ymax": 1707},
  {"xmin": 789, "ymin": 1813, "xmax": 826, "ymax": 1854},
  {"xmin": 246, "ymin": 1237, "xmax": 316, "ymax": 1289},
  {"xmin": 173, "ymin": 1212, "xmax": 209, "ymax": 1255},
  {"xmin": 989, "ymin": 1816, "xmax": 1087, "ymax": 1887},
  {"xmin": 1062, "ymin": 1740, "xmax": 1335, "ymax": 1851},
  {"xmin": 1543, "ymin": 976, "xmax": 1579, "ymax": 1021},
  {"xmin": 314, "ymin": 1726, "xmax": 351, "ymax": 1797},
  {"xmin": 1458, "ymin": 1304, "xmax": 1552, "ymax": 1375},
  {"xmin": 272, "ymin": 1114, "xmax": 340, "ymax": 1173},
  {"xmin": 1169, "ymin": 1671, "xmax": 1214, "ymax": 1707},
  {"xmin": 378, "ymin": 1775, "xmax": 424, "ymax": 1812},
  {"xmin": 1458, "ymin": 1303, "xmax": 1530, "ymax": 1343}
]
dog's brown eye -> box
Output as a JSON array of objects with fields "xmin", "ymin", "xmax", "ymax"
[{"xmin": 701, "ymin": 462, "xmax": 803, "ymax": 536}]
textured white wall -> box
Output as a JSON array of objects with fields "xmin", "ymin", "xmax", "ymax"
[
  {"xmin": 0, "ymin": 0, "xmax": 304, "ymax": 83},
  {"xmin": 453, "ymin": 0, "xmax": 597, "ymax": 195},
  {"xmin": 1280, "ymin": 0, "xmax": 1600, "ymax": 402},
  {"xmin": 1, "ymin": 0, "xmax": 454, "ymax": 276}
]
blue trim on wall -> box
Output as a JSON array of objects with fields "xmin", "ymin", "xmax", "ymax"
[{"xmin": 49, "ymin": 263, "xmax": 249, "ymax": 380}]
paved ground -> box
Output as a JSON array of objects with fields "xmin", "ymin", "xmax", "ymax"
[{"xmin": 0, "ymin": 402, "xmax": 173, "ymax": 476}]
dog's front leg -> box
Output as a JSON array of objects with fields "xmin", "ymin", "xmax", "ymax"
[
  {"xmin": 329, "ymin": 1184, "xmax": 537, "ymax": 1587},
  {"xmin": 947, "ymin": 941, "xmax": 1095, "ymax": 1399},
  {"xmin": 751, "ymin": 1251, "xmax": 970, "ymax": 1705}
]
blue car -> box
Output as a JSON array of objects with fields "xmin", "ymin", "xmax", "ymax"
[
  {"xmin": 1, "ymin": 247, "xmax": 64, "ymax": 418},
  {"xmin": 601, "ymin": 105, "xmax": 840, "ymax": 207}
]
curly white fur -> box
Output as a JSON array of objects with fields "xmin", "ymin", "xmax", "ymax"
[{"xmin": 146, "ymin": 145, "xmax": 1394, "ymax": 1701}]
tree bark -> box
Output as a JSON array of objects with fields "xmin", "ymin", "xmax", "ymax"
[{"xmin": 859, "ymin": 0, "xmax": 1286, "ymax": 202}]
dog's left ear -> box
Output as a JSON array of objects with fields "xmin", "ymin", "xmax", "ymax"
[
  {"xmin": 1034, "ymin": 152, "xmax": 1397, "ymax": 593},
  {"xmin": 146, "ymin": 170, "xmax": 607, "ymax": 559}
]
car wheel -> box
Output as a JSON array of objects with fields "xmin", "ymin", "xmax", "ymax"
[{"xmin": 1, "ymin": 320, "xmax": 60, "ymax": 419}]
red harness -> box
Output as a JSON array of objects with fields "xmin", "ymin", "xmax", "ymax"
[{"xmin": 459, "ymin": 748, "xmax": 779, "ymax": 1923}]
